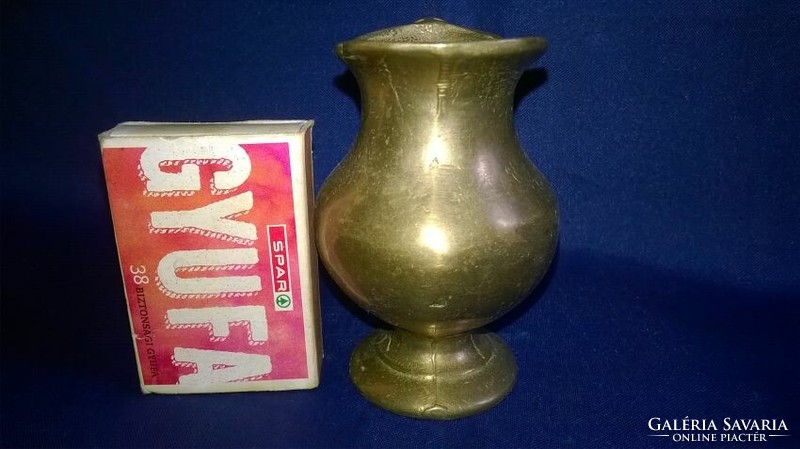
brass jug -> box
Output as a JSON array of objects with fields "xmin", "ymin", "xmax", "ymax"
[{"xmin": 316, "ymin": 18, "xmax": 557, "ymax": 419}]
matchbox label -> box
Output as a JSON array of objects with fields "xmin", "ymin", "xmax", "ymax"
[{"xmin": 102, "ymin": 141, "xmax": 309, "ymax": 387}]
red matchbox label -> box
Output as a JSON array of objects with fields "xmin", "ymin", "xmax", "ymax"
[{"xmin": 102, "ymin": 141, "xmax": 309, "ymax": 389}]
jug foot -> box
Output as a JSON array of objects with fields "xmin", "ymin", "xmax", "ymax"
[{"xmin": 349, "ymin": 328, "xmax": 517, "ymax": 419}]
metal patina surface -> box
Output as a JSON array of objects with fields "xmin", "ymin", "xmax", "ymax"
[{"xmin": 316, "ymin": 18, "xmax": 557, "ymax": 419}]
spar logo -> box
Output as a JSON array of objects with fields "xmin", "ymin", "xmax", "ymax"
[{"xmin": 268, "ymin": 225, "xmax": 293, "ymax": 311}]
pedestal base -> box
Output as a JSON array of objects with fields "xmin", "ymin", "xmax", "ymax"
[{"xmin": 349, "ymin": 329, "xmax": 517, "ymax": 419}]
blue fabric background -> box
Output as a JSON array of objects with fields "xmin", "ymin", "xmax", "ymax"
[{"xmin": 1, "ymin": 1, "xmax": 798, "ymax": 448}]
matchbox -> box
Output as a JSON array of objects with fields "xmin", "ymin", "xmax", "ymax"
[{"xmin": 100, "ymin": 121, "xmax": 321, "ymax": 393}]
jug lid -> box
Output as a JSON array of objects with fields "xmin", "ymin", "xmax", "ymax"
[{"xmin": 337, "ymin": 18, "xmax": 546, "ymax": 58}]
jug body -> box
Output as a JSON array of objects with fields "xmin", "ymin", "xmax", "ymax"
[{"xmin": 316, "ymin": 18, "xmax": 557, "ymax": 419}]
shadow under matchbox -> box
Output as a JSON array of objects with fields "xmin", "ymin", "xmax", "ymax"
[{"xmin": 99, "ymin": 121, "xmax": 321, "ymax": 393}]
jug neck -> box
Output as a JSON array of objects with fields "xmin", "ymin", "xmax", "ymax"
[
  {"xmin": 338, "ymin": 37, "xmax": 546, "ymax": 135},
  {"xmin": 336, "ymin": 20, "xmax": 547, "ymax": 161},
  {"xmin": 343, "ymin": 55, "xmax": 524, "ymax": 133}
]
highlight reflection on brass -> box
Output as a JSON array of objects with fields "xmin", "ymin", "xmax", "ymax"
[
  {"xmin": 419, "ymin": 224, "xmax": 448, "ymax": 254},
  {"xmin": 316, "ymin": 18, "xmax": 558, "ymax": 419}
]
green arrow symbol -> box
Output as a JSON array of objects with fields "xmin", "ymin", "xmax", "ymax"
[{"xmin": 275, "ymin": 294, "xmax": 291, "ymax": 309}]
